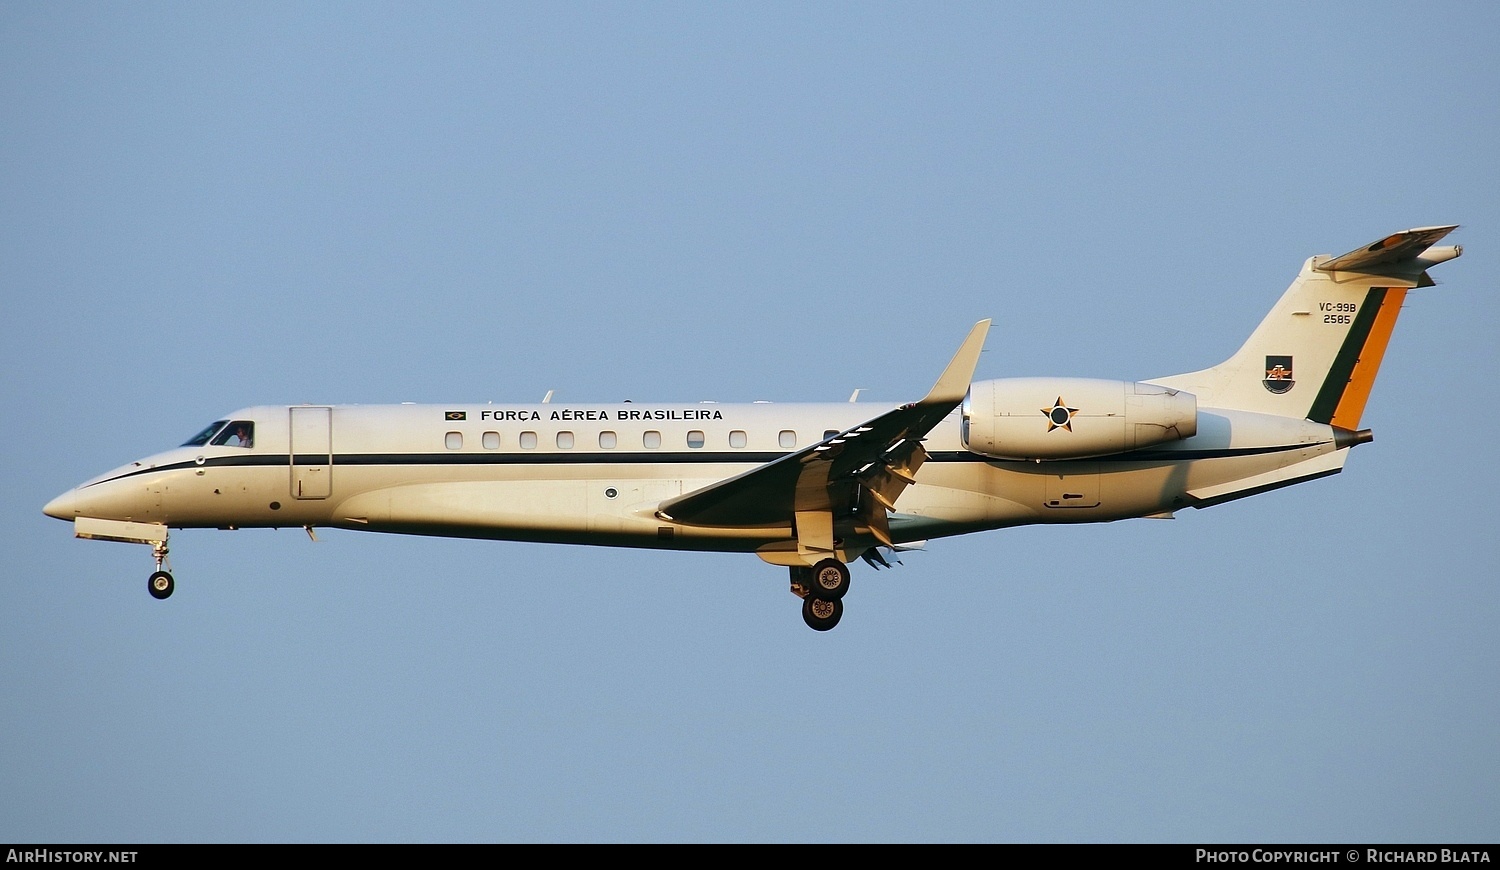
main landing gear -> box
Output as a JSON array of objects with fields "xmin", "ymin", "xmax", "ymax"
[
  {"xmin": 791, "ymin": 558, "xmax": 851, "ymax": 631},
  {"xmin": 146, "ymin": 538, "xmax": 173, "ymax": 600}
]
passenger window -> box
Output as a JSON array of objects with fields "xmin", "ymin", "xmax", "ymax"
[
  {"xmin": 520, "ymin": 431, "xmax": 538, "ymax": 449},
  {"xmin": 729, "ymin": 430, "xmax": 747, "ymax": 448},
  {"xmin": 779, "ymin": 430, "xmax": 796, "ymax": 449},
  {"xmin": 599, "ymin": 431, "xmax": 617, "ymax": 449},
  {"xmin": 482, "ymin": 431, "xmax": 500, "ymax": 450},
  {"xmin": 823, "ymin": 429, "xmax": 839, "ymax": 441},
  {"xmin": 445, "ymin": 431, "xmax": 463, "ymax": 450},
  {"xmin": 210, "ymin": 421, "xmax": 255, "ymax": 448},
  {"xmin": 556, "ymin": 431, "xmax": 575, "ymax": 449},
  {"xmin": 687, "ymin": 430, "xmax": 705, "ymax": 449},
  {"xmin": 643, "ymin": 431, "xmax": 661, "ymax": 449}
]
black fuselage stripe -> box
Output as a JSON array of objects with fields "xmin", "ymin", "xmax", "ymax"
[{"xmin": 931, "ymin": 443, "xmax": 1314, "ymax": 463}]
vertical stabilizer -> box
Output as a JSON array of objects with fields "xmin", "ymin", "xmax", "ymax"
[{"xmin": 1153, "ymin": 227, "xmax": 1458, "ymax": 426}]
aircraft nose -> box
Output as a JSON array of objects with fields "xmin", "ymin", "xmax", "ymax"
[{"xmin": 43, "ymin": 488, "xmax": 79, "ymax": 520}]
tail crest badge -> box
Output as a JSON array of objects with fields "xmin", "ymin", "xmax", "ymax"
[{"xmin": 1264, "ymin": 356, "xmax": 1295, "ymax": 394}]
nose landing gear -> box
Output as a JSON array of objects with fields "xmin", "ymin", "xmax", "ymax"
[
  {"xmin": 148, "ymin": 570, "xmax": 174, "ymax": 599},
  {"xmin": 147, "ymin": 539, "xmax": 173, "ymax": 600}
]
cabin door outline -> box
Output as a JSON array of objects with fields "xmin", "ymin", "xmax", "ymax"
[{"xmin": 290, "ymin": 406, "xmax": 333, "ymax": 499}]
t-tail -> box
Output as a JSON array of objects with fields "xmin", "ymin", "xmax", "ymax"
[{"xmin": 1154, "ymin": 226, "xmax": 1461, "ymax": 429}]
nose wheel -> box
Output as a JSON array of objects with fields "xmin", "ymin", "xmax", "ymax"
[
  {"xmin": 148, "ymin": 571, "xmax": 174, "ymax": 599},
  {"xmin": 147, "ymin": 539, "xmax": 173, "ymax": 600}
]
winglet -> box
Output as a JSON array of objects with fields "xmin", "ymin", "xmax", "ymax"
[{"xmin": 922, "ymin": 320, "xmax": 991, "ymax": 405}]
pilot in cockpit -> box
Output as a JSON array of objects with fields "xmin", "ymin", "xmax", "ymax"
[{"xmin": 210, "ymin": 422, "xmax": 254, "ymax": 448}]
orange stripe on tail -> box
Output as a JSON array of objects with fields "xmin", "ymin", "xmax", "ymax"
[{"xmin": 1330, "ymin": 287, "xmax": 1407, "ymax": 430}]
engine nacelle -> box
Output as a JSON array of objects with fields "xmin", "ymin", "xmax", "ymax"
[{"xmin": 962, "ymin": 378, "xmax": 1197, "ymax": 460}]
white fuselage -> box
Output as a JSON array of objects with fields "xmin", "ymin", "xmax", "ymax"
[{"xmin": 47, "ymin": 398, "xmax": 1346, "ymax": 557}]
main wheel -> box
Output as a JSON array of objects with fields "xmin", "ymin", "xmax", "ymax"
[
  {"xmin": 802, "ymin": 595, "xmax": 843, "ymax": 631},
  {"xmin": 148, "ymin": 571, "xmax": 174, "ymax": 600},
  {"xmin": 809, "ymin": 558, "xmax": 851, "ymax": 600}
]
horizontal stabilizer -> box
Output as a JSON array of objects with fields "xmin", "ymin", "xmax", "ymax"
[{"xmin": 1315, "ymin": 225, "xmax": 1460, "ymax": 276}]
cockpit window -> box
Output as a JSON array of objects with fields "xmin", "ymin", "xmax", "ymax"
[
  {"xmin": 182, "ymin": 420, "xmax": 229, "ymax": 447},
  {"xmin": 211, "ymin": 421, "xmax": 255, "ymax": 448}
]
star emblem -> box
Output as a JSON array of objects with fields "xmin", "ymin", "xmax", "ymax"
[{"xmin": 1041, "ymin": 396, "xmax": 1078, "ymax": 432}]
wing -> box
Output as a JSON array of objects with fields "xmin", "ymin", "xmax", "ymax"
[{"xmin": 656, "ymin": 320, "xmax": 990, "ymax": 545}]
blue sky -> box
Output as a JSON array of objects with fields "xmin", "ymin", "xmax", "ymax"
[{"xmin": 3, "ymin": 2, "xmax": 1496, "ymax": 842}]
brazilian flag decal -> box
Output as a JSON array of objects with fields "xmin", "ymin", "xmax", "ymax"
[{"xmin": 445, "ymin": 410, "xmax": 466, "ymax": 421}]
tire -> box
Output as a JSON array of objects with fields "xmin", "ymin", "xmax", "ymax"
[
  {"xmin": 148, "ymin": 571, "xmax": 174, "ymax": 600},
  {"xmin": 802, "ymin": 595, "xmax": 843, "ymax": 631},
  {"xmin": 809, "ymin": 558, "xmax": 851, "ymax": 600}
]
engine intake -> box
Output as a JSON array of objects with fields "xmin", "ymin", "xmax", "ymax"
[{"xmin": 962, "ymin": 378, "xmax": 1197, "ymax": 460}]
